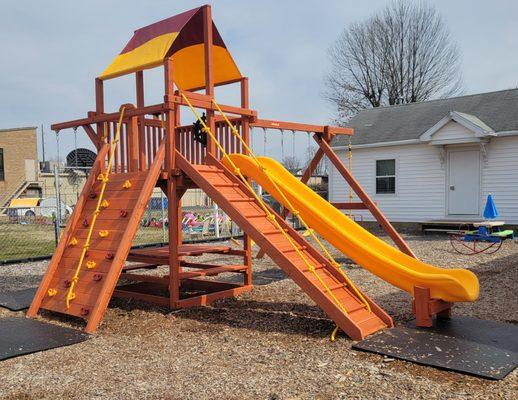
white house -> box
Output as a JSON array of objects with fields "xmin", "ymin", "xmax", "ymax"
[{"xmin": 329, "ymin": 89, "xmax": 518, "ymax": 224}]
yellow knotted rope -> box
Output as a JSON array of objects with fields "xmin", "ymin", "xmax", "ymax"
[
  {"xmin": 65, "ymin": 106, "xmax": 126, "ymax": 309},
  {"xmin": 211, "ymin": 99, "xmax": 371, "ymax": 314}
]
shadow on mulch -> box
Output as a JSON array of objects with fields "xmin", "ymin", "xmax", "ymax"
[
  {"xmin": 108, "ymin": 295, "xmax": 334, "ymax": 338},
  {"xmin": 172, "ymin": 298, "xmax": 334, "ymax": 338}
]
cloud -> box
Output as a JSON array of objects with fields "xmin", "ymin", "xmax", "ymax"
[{"xmin": 1, "ymin": 0, "xmax": 517, "ymax": 161}]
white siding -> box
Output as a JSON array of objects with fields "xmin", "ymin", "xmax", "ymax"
[
  {"xmin": 329, "ymin": 136, "xmax": 518, "ymax": 224},
  {"xmin": 329, "ymin": 144, "xmax": 446, "ymax": 222},
  {"xmin": 481, "ymin": 136, "xmax": 518, "ymax": 223}
]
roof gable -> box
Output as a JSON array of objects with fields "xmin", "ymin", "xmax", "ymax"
[{"xmin": 419, "ymin": 111, "xmax": 495, "ymax": 144}]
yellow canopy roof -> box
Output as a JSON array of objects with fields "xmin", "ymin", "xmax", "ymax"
[{"xmin": 99, "ymin": 7, "xmax": 241, "ymax": 90}]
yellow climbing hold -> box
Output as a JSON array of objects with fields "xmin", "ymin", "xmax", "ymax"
[
  {"xmin": 69, "ymin": 237, "xmax": 78, "ymax": 246},
  {"xmin": 99, "ymin": 230, "xmax": 109, "ymax": 238},
  {"xmin": 47, "ymin": 288, "xmax": 57, "ymax": 297},
  {"xmin": 86, "ymin": 260, "xmax": 96, "ymax": 269},
  {"xmin": 100, "ymin": 200, "xmax": 109, "ymax": 208},
  {"xmin": 97, "ymin": 173, "xmax": 108, "ymax": 182},
  {"xmin": 302, "ymin": 229, "xmax": 314, "ymax": 237},
  {"xmin": 123, "ymin": 180, "xmax": 132, "ymax": 189}
]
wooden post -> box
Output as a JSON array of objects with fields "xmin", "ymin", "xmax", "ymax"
[
  {"xmin": 316, "ymin": 135, "xmax": 417, "ymax": 258},
  {"xmin": 240, "ymin": 77, "xmax": 252, "ymax": 284},
  {"xmin": 164, "ymin": 58, "xmax": 180, "ymax": 306},
  {"xmin": 203, "ymin": 5, "xmax": 216, "ymax": 157},
  {"xmin": 95, "ymin": 78, "xmax": 104, "ymax": 144},
  {"xmin": 128, "ymin": 115, "xmax": 139, "ymax": 172},
  {"xmin": 136, "ymin": 71, "xmax": 146, "ymax": 170}
]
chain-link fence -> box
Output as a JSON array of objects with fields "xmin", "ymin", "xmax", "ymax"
[{"xmin": 0, "ymin": 164, "xmax": 306, "ymax": 264}]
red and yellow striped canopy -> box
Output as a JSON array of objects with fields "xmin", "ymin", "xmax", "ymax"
[{"xmin": 99, "ymin": 7, "xmax": 241, "ymax": 90}]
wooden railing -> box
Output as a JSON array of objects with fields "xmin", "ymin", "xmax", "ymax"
[
  {"xmin": 175, "ymin": 118, "xmax": 245, "ymax": 164},
  {"xmin": 85, "ymin": 114, "xmax": 247, "ymax": 173}
]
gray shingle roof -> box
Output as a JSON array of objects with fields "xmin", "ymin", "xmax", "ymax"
[{"xmin": 332, "ymin": 89, "xmax": 518, "ymax": 147}]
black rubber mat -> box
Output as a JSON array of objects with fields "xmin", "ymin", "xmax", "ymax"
[
  {"xmin": 353, "ymin": 316, "xmax": 517, "ymax": 380},
  {"xmin": 0, "ymin": 288, "xmax": 37, "ymax": 311},
  {"xmin": 0, "ymin": 317, "xmax": 89, "ymax": 361}
]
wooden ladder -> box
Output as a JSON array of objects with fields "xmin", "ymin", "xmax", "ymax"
[
  {"xmin": 179, "ymin": 153, "xmax": 393, "ymax": 340},
  {"xmin": 28, "ymin": 142, "xmax": 165, "ymax": 333}
]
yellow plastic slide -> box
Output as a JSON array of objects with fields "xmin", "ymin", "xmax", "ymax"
[{"xmin": 226, "ymin": 154, "xmax": 479, "ymax": 303}]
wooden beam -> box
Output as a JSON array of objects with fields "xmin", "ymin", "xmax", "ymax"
[
  {"xmin": 136, "ymin": 71, "xmax": 146, "ymax": 170},
  {"xmin": 316, "ymin": 136, "xmax": 417, "ymax": 258},
  {"xmin": 172, "ymin": 95, "xmax": 257, "ymax": 118},
  {"xmin": 51, "ymin": 99, "xmax": 256, "ymax": 132},
  {"xmin": 241, "ymin": 77, "xmax": 253, "ymax": 285},
  {"xmin": 332, "ymin": 202, "xmax": 369, "ymax": 210},
  {"xmin": 204, "ymin": 4, "xmax": 216, "ymax": 156},
  {"xmin": 164, "ymin": 57, "xmax": 181, "ymax": 308},
  {"xmin": 51, "ymin": 103, "xmax": 166, "ymax": 131},
  {"xmin": 82, "ymin": 125, "xmax": 102, "ymax": 150},
  {"xmin": 251, "ymin": 119, "xmax": 353, "ymax": 135}
]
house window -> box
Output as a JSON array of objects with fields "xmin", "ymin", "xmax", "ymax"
[
  {"xmin": 376, "ymin": 159, "xmax": 395, "ymax": 194},
  {"xmin": 0, "ymin": 148, "xmax": 4, "ymax": 181}
]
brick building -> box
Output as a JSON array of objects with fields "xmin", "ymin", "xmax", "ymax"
[{"xmin": 0, "ymin": 127, "xmax": 40, "ymax": 208}]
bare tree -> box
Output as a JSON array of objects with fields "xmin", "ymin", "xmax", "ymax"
[
  {"xmin": 302, "ymin": 146, "xmax": 327, "ymax": 176},
  {"xmin": 325, "ymin": 0, "xmax": 462, "ymax": 121},
  {"xmin": 282, "ymin": 156, "xmax": 302, "ymax": 173}
]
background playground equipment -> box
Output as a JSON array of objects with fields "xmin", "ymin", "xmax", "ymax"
[
  {"xmin": 449, "ymin": 194, "xmax": 514, "ymax": 255},
  {"xmin": 28, "ymin": 5, "xmax": 478, "ymax": 339}
]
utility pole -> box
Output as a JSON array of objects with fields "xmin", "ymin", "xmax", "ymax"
[{"xmin": 41, "ymin": 124, "xmax": 46, "ymax": 163}]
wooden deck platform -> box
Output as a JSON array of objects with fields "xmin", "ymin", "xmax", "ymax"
[{"xmin": 127, "ymin": 244, "xmax": 232, "ymax": 264}]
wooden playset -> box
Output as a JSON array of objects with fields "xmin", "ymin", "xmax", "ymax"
[{"xmin": 28, "ymin": 5, "xmax": 478, "ymax": 340}]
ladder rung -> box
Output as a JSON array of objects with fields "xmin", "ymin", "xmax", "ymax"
[
  {"xmin": 284, "ymin": 245, "xmax": 307, "ymax": 253},
  {"xmin": 214, "ymin": 183, "xmax": 238, "ymax": 188},
  {"xmin": 322, "ymin": 282, "xmax": 345, "ymax": 291},
  {"xmin": 301, "ymin": 264, "xmax": 325, "ymax": 272}
]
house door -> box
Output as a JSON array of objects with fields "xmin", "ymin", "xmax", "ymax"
[{"xmin": 447, "ymin": 149, "xmax": 480, "ymax": 215}]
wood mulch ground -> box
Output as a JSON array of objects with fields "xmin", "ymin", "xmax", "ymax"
[{"xmin": 0, "ymin": 232, "xmax": 516, "ymax": 399}]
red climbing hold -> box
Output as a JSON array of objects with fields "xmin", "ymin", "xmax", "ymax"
[
  {"xmin": 83, "ymin": 219, "xmax": 89, "ymax": 227},
  {"xmin": 93, "ymin": 274, "xmax": 103, "ymax": 282},
  {"xmin": 80, "ymin": 308, "xmax": 90, "ymax": 316},
  {"xmin": 64, "ymin": 279, "xmax": 72, "ymax": 288},
  {"xmin": 89, "ymin": 192, "xmax": 97, "ymax": 199},
  {"xmin": 120, "ymin": 210, "xmax": 128, "ymax": 218},
  {"xmin": 105, "ymin": 252, "xmax": 114, "ymax": 260}
]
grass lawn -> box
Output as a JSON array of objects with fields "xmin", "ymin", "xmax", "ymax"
[
  {"xmin": 0, "ymin": 216, "xmax": 222, "ymax": 263},
  {"xmin": 0, "ymin": 223, "xmax": 56, "ymax": 262}
]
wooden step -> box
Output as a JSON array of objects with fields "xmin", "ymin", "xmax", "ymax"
[{"xmin": 179, "ymin": 265, "xmax": 247, "ymax": 280}]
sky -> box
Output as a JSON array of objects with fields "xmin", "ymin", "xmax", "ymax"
[{"xmin": 1, "ymin": 0, "xmax": 518, "ymax": 162}]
